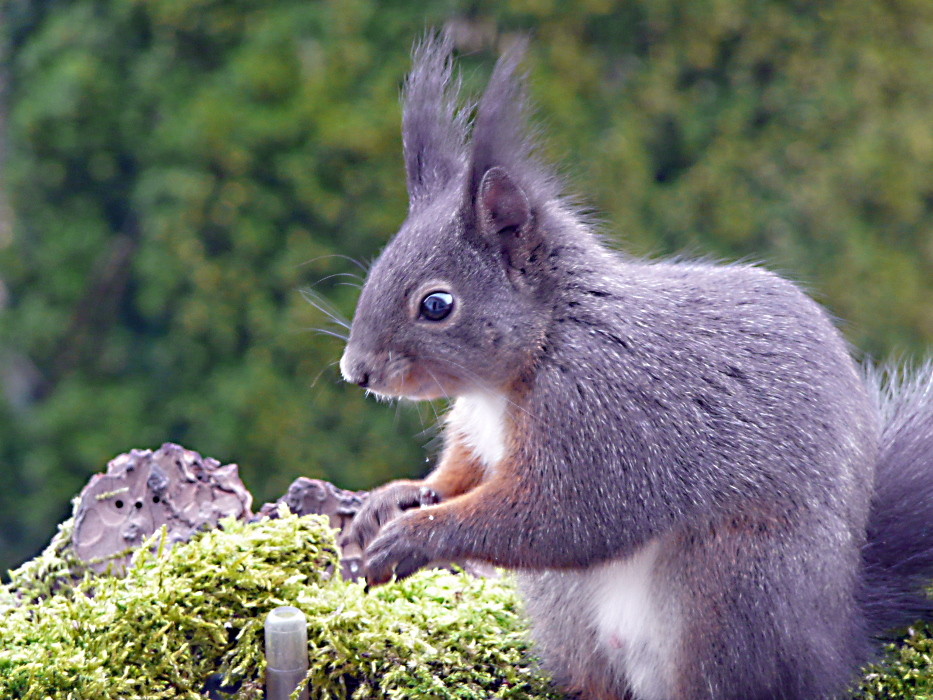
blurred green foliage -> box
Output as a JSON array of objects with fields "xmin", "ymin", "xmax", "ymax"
[{"xmin": 1, "ymin": 0, "xmax": 932, "ymax": 573}]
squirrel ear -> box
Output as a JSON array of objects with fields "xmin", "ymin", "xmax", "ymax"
[
  {"xmin": 477, "ymin": 167, "xmax": 539, "ymax": 279},
  {"xmin": 478, "ymin": 166, "xmax": 530, "ymax": 237}
]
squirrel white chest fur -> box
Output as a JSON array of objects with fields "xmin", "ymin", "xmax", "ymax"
[
  {"xmin": 447, "ymin": 392, "xmax": 508, "ymax": 472},
  {"xmin": 449, "ymin": 390, "xmax": 676, "ymax": 698},
  {"xmin": 588, "ymin": 541, "xmax": 677, "ymax": 700}
]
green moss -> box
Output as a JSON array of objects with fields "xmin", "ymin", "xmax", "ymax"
[
  {"xmin": 2, "ymin": 510, "xmax": 929, "ymax": 699},
  {"xmin": 0, "ymin": 512, "xmax": 559, "ymax": 699},
  {"xmin": 856, "ymin": 626, "xmax": 933, "ymax": 700},
  {"xmin": 2, "ymin": 499, "xmax": 87, "ymax": 607}
]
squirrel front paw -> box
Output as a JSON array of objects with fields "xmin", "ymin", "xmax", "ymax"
[
  {"xmin": 363, "ymin": 511, "xmax": 436, "ymax": 586},
  {"xmin": 342, "ymin": 480, "xmax": 439, "ymax": 551}
]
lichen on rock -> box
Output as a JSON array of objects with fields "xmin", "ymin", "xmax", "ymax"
[{"xmin": 72, "ymin": 443, "xmax": 253, "ymax": 574}]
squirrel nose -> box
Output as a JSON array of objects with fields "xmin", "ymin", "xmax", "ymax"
[{"xmin": 339, "ymin": 349, "xmax": 373, "ymax": 387}]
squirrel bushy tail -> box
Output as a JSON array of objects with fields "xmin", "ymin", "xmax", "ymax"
[{"xmin": 860, "ymin": 362, "xmax": 933, "ymax": 638}]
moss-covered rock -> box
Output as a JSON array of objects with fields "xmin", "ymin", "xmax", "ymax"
[
  {"xmin": 1, "ymin": 509, "xmax": 929, "ymax": 698},
  {"xmin": 0, "ymin": 512, "xmax": 558, "ymax": 699}
]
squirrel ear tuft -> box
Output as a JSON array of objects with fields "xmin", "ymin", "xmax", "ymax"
[
  {"xmin": 468, "ymin": 38, "xmax": 530, "ymax": 198},
  {"xmin": 479, "ymin": 166, "xmax": 530, "ymax": 236},
  {"xmin": 466, "ymin": 35, "xmax": 561, "ymax": 222},
  {"xmin": 402, "ymin": 31, "xmax": 468, "ymax": 204}
]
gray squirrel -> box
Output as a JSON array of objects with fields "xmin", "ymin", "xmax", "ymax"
[{"xmin": 339, "ymin": 33, "xmax": 933, "ymax": 700}]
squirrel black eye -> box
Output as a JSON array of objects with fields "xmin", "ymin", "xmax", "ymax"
[{"xmin": 420, "ymin": 291, "xmax": 454, "ymax": 321}]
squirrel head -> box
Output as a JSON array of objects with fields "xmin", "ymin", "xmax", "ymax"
[{"xmin": 340, "ymin": 32, "xmax": 561, "ymax": 400}]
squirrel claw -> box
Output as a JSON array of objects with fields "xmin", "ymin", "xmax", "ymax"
[
  {"xmin": 364, "ymin": 570, "xmax": 392, "ymax": 588},
  {"xmin": 393, "ymin": 552, "xmax": 430, "ymax": 581},
  {"xmin": 364, "ymin": 553, "xmax": 427, "ymax": 587},
  {"xmin": 418, "ymin": 486, "xmax": 440, "ymax": 506},
  {"xmin": 364, "ymin": 514, "xmax": 434, "ymax": 586}
]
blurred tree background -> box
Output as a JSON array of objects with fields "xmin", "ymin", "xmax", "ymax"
[{"xmin": 1, "ymin": 0, "xmax": 932, "ymax": 574}]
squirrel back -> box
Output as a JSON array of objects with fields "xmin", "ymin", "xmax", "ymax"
[{"xmin": 340, "ymin": 33, "xmax": 933, "ymax": 700}]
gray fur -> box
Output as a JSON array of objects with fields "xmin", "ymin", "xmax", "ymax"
[
  {"xmin": 860, "ymin": 363, "xmax": 933, "ymax": 635},
  {"xmin": 341, "ymin": 35, "xmax": 933, "ymax": 700},
  {"xmin": 467, "ymin": 36, "xmax": 561, "ymax": 207},
  {"xmin": 402, "ymin": 31, "xmax": 469, "ymax": 206}
]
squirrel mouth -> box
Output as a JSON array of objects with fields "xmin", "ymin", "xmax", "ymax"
[{"xmin": 373, "ymin": 362, "xmax": 460, "ymax": 401}]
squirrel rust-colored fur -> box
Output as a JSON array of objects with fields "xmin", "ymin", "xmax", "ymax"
[{"xmin": 339, "ymin": 33, "xmax": 933, "ymax": 700}]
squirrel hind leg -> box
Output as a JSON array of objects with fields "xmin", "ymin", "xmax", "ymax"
[{"xmin": 666, "ymin": 515, "xmax": 872, "ymax": 700}]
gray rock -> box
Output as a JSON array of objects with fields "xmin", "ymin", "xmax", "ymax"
[{"xmin": 72, "ymin": 443, "xmax": 252, "ymax": 573}]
